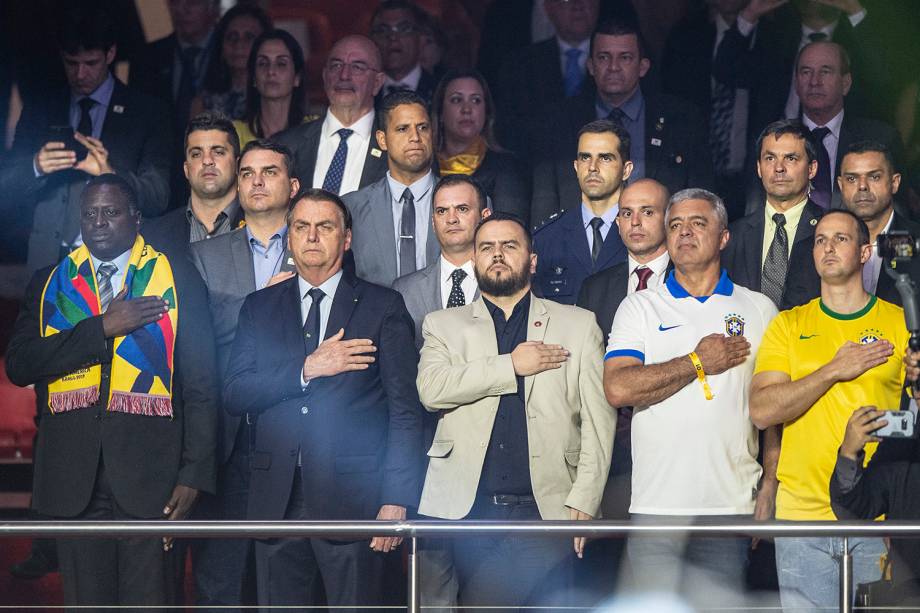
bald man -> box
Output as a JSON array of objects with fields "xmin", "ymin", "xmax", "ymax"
[{"xmin": 275, "ymin": 35, "xmax": 388, "ymax": 195}]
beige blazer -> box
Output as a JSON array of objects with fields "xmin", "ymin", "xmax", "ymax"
[{"xmin": 416, "ymin": 294, "xmax": 615, "ymax": 520}]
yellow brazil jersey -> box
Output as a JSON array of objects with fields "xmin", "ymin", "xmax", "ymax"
[{"xmin": 754, "ymin": 295, "xmax": 908, "ymax": 521}]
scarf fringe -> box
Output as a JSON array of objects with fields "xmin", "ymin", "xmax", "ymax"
[
  {"xmin": 49, "ymin": 386, "xmax": 100, "ymax": 413},
  {"xmin": 109, "ymin": 391, "xmax": 173, "ymax": 418}
]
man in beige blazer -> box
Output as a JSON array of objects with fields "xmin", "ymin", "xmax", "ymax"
[{"xmin": 416, "ymin": 212, "xmax": 616, "ymax": 610}]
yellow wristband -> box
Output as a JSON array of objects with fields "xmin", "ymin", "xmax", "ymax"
[{"xmin": 688, "ymin": 351, "xmax": 714, "ymax": 400}]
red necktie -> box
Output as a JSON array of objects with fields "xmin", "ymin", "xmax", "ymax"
[{"xmin": 635, "ymin": 266, "xmax": 653, "ymax": 291}]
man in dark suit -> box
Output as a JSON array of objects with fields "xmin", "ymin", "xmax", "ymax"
[
  {"xmin": 275, "ymin": 35, "xmax": 388, "ymax": 196},
  {"xmin": 532, "ymin": 119, "xmax": 630, "ymax": 305},
  {"xmin": 838, "ymin": 140, "xmax": 920, "ymax": 304},
  {"xmin": 6, "ymin": 174, "xmax": 217, "ymax": 608},
  {"xmin": 3, "ymin": 7, "xmax": 171, "ymax": 273},
  {"xmin": 223, "ymin": 187, "xmax": 423, "ymax": 610},
  {"xmin": 530, "ymin": 19, "xmax": 714, "ymax": 224},
  {"xmin": 370, "ymin": 1, "xmax": 438, "ymax": 105},
  {"xmin": 188, "ymin": 139, "xmax": 299, "ymax": 610}
]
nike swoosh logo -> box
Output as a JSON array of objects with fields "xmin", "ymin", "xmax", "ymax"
[
  {"xmin": 799, "ymin": 334, "xmax": 819, "ymax": 340},
  {"xmin": 658, "ymin": 324, "xmax": 682, "ymax": 331}
]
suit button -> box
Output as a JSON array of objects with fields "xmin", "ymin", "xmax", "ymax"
[{"xmin": 301, "ymin": 406, "xmax": 309, "ymax": 414}]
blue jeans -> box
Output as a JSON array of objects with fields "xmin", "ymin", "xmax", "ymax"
[{"xmin": 774, "ymin": 536, "xmax": 885, "ymax": 611}]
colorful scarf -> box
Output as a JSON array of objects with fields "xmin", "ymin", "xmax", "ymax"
[
  {"xmin": 39, "ymin": 236, "xmax": 178, "ymax": 417},
  {"xmin": 438, "ymin": 136, "xmax": 487, "ymax": 176}
]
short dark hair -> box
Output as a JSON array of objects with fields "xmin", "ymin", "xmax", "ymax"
[
  {"xmin": 244, "ymin": 29, "xmax": 307, "ymax": 138},
  {"xmin": 755, "ymin": 119, "xmax": 818, "ymax": 164},
  {"xmin": 474, "ymin": 212, "xmax": 532, "ymax": 251},
  {"xmin": 238, "ymin": 139, "xmax": 294, "ymax": 175},
  {"xmin": 185, "ymin": 111, "xmax": 242, "ymax": 157},
  {"xmin": 577, "ymin": 119, "xmax": 631, "ymax": 162},
  {"xmin": 433, "ymin": 174, "xmax": 487, "ymax": 212},
  {"xmin": 843, "ymin": 140, "xmax": 898, "ymax": 174},
  {"xmin": 377, "ymin": 90, "xmax": 428, "ymax": 132},
  {"xmin": 371, "ymin": 0, "xmax": 428, "ymax": 27},
  {"xmin": 287, "ymin": 187, "xmax": 353, "ymax": 230},
  {"xmin": 57, "ymin": 7, "xmax": 117, "ymax": 55},
  {"xmin": 819, "ymin": 209, "xmax": 870, "ymax": 247},
  {"xmin": 591, "ymin": 18, "xmax": 648, "ymax": 59},
  {"xmin": 82, "ymin": 173, "xmax": 138, "ymax": 213}
]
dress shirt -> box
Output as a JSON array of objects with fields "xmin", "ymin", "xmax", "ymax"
[
  {"xmin": 480, "ymin": 293, "xmax": 533, "ymax": 496},
  {"xmin": 803, "ymin": 109, "xmax": 845, "ymax": 183},
  {"xmin": 581, "ymin": 202, "xmax": 619, "ymax": 255},
  {"xmin": 90, "ymin": 247, "xmax": 132, "ymax": 299},
  {"xmin": 713, "ymin": 14, "xmax": 751, "ymax": 173},
  {"xmin": 627, "ymin": 251, "xmax": 670, "ymax": 295},
  {"xmin": 70, "ymin": 73, "xmax": 115, "ymax": 140},
  {"xmin": 761, "ymin": 197, "xmax": 808, "ymax": 265},
  {"xmin": 384, "ymin": 64, "xmax": 422, "ymax": 93},
  {"xmin": 186, "ymin": 198, "xmax": 241, "ymax": 243},
  {"xmin": 387, "ymin": 171, "xmax": 434, "ymax": 274},
  {"xmin": 863, "ymin": 210, "xmax": 894, "ymax": 294},
  {"xmin": 298, "ymin": 270, "xmax": 344, "ymax": 388},
  {"xmin": 247, "ymin": 224, "xmax": 288, "ymax": 289},
  {"xmin": 439, "ymin": 256, "xmax": 477, "ymax": 309},
  {"xmin": 312, "ymin": 109, "xmax": 376, "ymax": 196},
  {"xmin": 556, "ymin": 37, "xmax": 590, "ymax": 78},
  {"xmin": 596, "ymin": 89, "xmax": 646, "ymax": 180}
]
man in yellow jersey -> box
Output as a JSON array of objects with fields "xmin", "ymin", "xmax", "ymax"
[{"xmin": 750, "ymin": 209, "xmax": 908, "ymax": 610}]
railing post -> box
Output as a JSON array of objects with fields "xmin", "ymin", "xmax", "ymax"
[
  {"xmin": 408, "ymin": 536, "xmax": 420, "ymax": 613},
  {"xmin": 840, "ymin": 535, "xmax": 853, "ymax": 613}
]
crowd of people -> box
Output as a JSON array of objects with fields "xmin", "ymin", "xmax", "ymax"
[{"xmin": 3, "ymin": 0, "xmax": 920, "ymax": 611}]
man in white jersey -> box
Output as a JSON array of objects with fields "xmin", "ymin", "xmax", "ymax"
[{"xmin": 603, "ymin": 188, "xmax": 777, "ymax": 606}]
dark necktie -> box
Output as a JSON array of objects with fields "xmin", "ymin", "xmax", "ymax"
[
  {"xmin": 634, "ymin": 266, "xmax": 653, "ymax": 291},
  {"xmin": 761, "ymin": 213, "xmax": 788, "ymax": 307},
  {"xmin": 810, "ymin": 126, "xmax": 832, "ymax": 209},
  {"xmin": 589, "ymin": 217, "xmax": 605, "ymax": 264},
  {"xmin": 96, "ymin": 263, "xmax": 117, "ymax": 312},
  {"xmin": 808, "ymin": 31, "xmax": 828, "ymax": 43},
  {"xmin": 321, "ymin": 128, "xmax": 354, "ymax": 194},
  {"xmin": 399, "ymin": 187, "xmax": 416, "ymax": 276},
  {"xmin": 607, "ymin": 107, "xmax": 627, "ymax": 125},
  {"xmin": 385, "ymin": 83, "xmax": 410, "ymax": 97},
  {"xmin": 563, "ymin": 48, "xmax": 583, "ymax": 98},
  {"xmin": 447, "ymin": 268, "xmax": 467, "ymax": 308},
  {"xmin": 303, "ymin": 288, "xmax": 325, "ymax": 355},
  {"xmin": 77, "ymin": 98, "xmax": 95, "ymax": 137},
  {"xmin": 710, "ymin": 78, "xmax": 735, "ymax": 174}
]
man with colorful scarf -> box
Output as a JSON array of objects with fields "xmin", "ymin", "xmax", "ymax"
[{"xmin": 7, "ymin": 174, "xmax": 218, "ymax": 609}]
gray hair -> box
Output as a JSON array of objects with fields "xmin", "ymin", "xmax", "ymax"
[{"xmin": 665, "ymin": 188, "xmax": 728, "ymax": 231}]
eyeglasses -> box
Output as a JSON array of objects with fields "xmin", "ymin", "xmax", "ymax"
[
  {"xmin": 370, "ymin": 22, "xmax": 417, "ymax": 38},
  {"xmin": 324, "ymin": 60, "xmax": 379, "ymax": 76}
]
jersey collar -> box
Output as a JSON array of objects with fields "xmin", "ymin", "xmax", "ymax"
[{"xmin": 665, "ymin": 269, "xmax": 734, "ymax": 303}]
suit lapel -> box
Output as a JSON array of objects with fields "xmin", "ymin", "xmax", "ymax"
[
  {"xmin": 742, "ymin": 212, "xmax": 765, "ymax": 292},
  {"xmin": 428, "ymin": 261, "xmax": 444, "ymax": 313},
  {"xmin": 596, "ymin": 224, "xmax": 627, "ymax": 270},
  {"xmin": 282, "ymin": 277, "xmax": 306, "ymax": 358},
  {"xmin": 562, "ymin": 208, "xmax": 594, "ymax": 275},
  {"xmin": 359, "ymin": 135, "xmax": 386, "ymax": 188},
  {"xmin": 324, "ymin": 269, "xmax": 360, "ymax": 341},
  {"xmin": 371, "ymin": 180, "xmax": 398, "ymax": 282},
  {"xmin": 301, "ymin": 121, "xmax": 322, "ymax": 183},
  {"xmin": 99, "ymin": 81, "xmax": 130, "ymax": 147},
  {"xmin": 525, "ymin": 296, "xmax": 549, "ymax": 404},
  {"xmin": 643, "ymin": 94, "xmax": 664, "ymax": 180},
  {"xmin": 230, "ymin": 230, "xmax": 257, "ymax": 294}
]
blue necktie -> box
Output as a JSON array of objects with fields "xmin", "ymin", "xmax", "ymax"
[
  {"xmin": 563, "ymin": 48, "xmax": 583, "ymax": 98},
  {"xmin": 321, "ymin": 128, "xmax": 354, "ymax": 194}
]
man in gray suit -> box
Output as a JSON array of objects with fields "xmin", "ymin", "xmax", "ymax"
[
  {"xmin": 343, "ymin": 90, "xmax": 439, "ymax": 287},
  {"xmin": 188, "ymin": 138, "xmax": 299, "ymax": 610}
]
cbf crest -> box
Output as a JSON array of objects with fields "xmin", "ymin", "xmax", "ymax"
[
  {"xmin": 858, "ymin": 328, "xmax": 884, "ymax": 344},
  {"xmin": 724, "ymin": 313, "xmax": 745, "ymax": 337}
]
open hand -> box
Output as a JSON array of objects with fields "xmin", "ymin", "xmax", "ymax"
[
  {"xmin": 102, "ymin": 288, "xmax": 169, "ymax": 338},
  {"xmin": 302, "ymin": 328, "xmax": 376, "ymax": 382}
]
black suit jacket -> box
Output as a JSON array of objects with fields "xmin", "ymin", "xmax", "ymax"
[
  {"xmin": 472, "ymin": 149, "xmax": 531, "ymax": 224},
  {"xmin": 722, "ymin": 199, "xmax": 824, "ymax": 309},
  {"xmin": 530, "ymin": 89, "xmax": 715, "ymax": 225},
  {"xmin": 223, "ymin": 269, "xmax": 424, "ymax": 520},
  {"xmin": 5, "ymin": 244, "xmax": 218, "ymax": 519},
  {"xmin": 273, "ymin": 113, "xmax": 389, "ymax": 194}
]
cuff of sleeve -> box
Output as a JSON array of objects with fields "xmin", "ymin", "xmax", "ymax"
[
  {"xmin": 834, "ymin": 450, "xmax": 865, "ymax": 493},
  {"xmin": 848, "ymin": 9, "xmax": 866, "ymax": 27},
  {"xmin": 737, "ymin": 16, "xmax": 756, "ymax": 37},
  {"xmin": 300, "ymin": 369, "xmax": 309, "ymax": 389},
  {"xmin": 33, "ymin": 159, "xmax": 43, "ymax": 178},
  {"xmin": 605, "ymin": 349, "xmax": 645, "ymax": 362}
]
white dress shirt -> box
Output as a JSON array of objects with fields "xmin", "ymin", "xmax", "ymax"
[
  {"xmin": 803, "ymin": 109, "xmax": 845, "ymax": 182},
  {"xmin": 439, "ymin": 256, "xmax": 477, "ymax": 308},
  {"xmin": 627, "ymin": 251, "xmax": 670, "ymax": 295},
  {"xmin": 384, "ymin": 64, "xmax": 422, "ymax": 93},
  {"xmin": 298, "ymin": 270, "xmax": 343, "ymax": 388},
  {"xmin": 312, "ymin": 109, "xmax": 376, "ymax": 196},
  {"xmin": 864, "ymin": 210, "xmax": 894, "ymax": 294},
  {"xmin": 387, "ymin": 171, "xmax": 434, "ymax": 274}
]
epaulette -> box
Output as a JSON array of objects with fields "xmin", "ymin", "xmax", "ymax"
[{"xmin": 532, "ymin": 209, "xmax": 566, "ymax": 234}]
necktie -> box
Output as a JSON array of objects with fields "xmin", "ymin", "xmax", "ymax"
[
  {"xmin": 607, "ymin": 107, "xmax": 627, "ymax": 125},
  {"xmin": 563, "ymin": 48, "xmax": 583, "ymax": 98},
  {"xmin": 761, "ymin": 213, "xmax": 788, "ymax": 307},
  {"xmin": 589, "ymin": 217, "xmax": 605, "ymax": 264},
  {"xmin": 77, "ymin": 98, "xmax": 95, "ymax": 137},
  {"xmin": 810, "ymin": 126, "xmax": 832, "ymax": 209},
  {"xmin": 710, "ymin": 78, "xmax": 735, "ymax": 174},
  {"xmin": 808, "ymin": 31, "xmax": 828, "ymax": 43},
  {"xmin": 634, "ymin": 266, "xmax": 653, "ymax": 291},
  {"xmin": 447, "ymin": 268, "xmax": 467, "ymax": 308},
  {"xmin": 399, "ymin": 187, "xmax": 416, "ymax": 276},
  {"xmin": 96, "ymin": 263, "xmax": 117, "ymax": 312},
  {"xmin": 303, "ymin": 288, "xmax": 325, "ymax": 355},
  {"xmin": 321, "ymin": 128, "xmax": 354, "ymax": 194},
  {"xmin": 386, "ymin": 83, "xmax": 409, "ymax": 97}
]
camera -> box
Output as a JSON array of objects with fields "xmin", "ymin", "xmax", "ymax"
[{"xmin": 878, "ymin": 231, "xmax": 920, "ymax": 266}]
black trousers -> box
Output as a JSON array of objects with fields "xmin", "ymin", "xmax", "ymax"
[
  {"xmin": 57, "ymin": 461, "xmax": 174, "ymax": 612},
  {"xmin": 254, "ymin": 470, "xmax": 384, "ymax": 613}
]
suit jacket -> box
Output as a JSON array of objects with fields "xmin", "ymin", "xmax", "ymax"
[
  {"xmin": 532, "ymin": 207, "xmax": 628, "ymax": 305},
  {"xmin": 343, "ymin": 175, "xmax": 440, "ymax": 287},
  {"xmin": 473, "ymin": 149, "xmax": 531, "ymax": 225},
  {"xmin": 273, "ymin": 112, "xmax": 388, "ymax": 194},
  {"xmin": 529, "ymin": 89, "xmax": 715, "ymax": 225},
  {"xmin": 375, "ymin": 69, "xmax": 438, "ymax": 107},
  {"xmin": 130, "ymin": 33, "xmax": 215, "ymax": 112},
  {"xmin": 223, "ymin": 269, "xmax": 424, "ymax": 520},
  {"xmin": 416, "ymin": 295, "xmax": 615, "ymax": 520},
  {"xmin": 5, "ymin": 242, "xmax": 218, "ymax": 518},
  {"xmin": 141, "ymin": 202, "xmax": 245, "ymax": 259},
  {"xmin": 722, "ymin": 199, "xmax": 823, "ymax": 309},
  {"xmin": 6, "ymin": 79, "xmax": 172, "ymax": 272}
]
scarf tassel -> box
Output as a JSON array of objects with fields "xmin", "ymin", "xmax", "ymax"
[
  {"xmin": 109, "ymin": 391, "xmax": 173, "ymax": 418},
  {"xmin": 49, "ymin": 387, "xmax": 100, "ymax": 413}
]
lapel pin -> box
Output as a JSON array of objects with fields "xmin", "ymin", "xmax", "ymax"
[
  {"xmin": 534, "ymin": 321, "xmax": 542, "ymax": 327},
  {"xmin": 675, "ymin": 155, "xmax": 683, "ymax": 164},
  {"xmin": 810, "ymin": 218, "xmax": 817, "ymax": 226},
  {"xmin": 655, "ymin": 117, "xmax": 665, "ymax": 132},
  {"xmin": 651, "ymin": 138, "xmax": 662, "ymax": 147},
  {"xmin": 371, "ymin": 148, "xmax": 382, "ymax": 158},
  {"xmin": 354, "ymin": 298, "xmax": 359, "ymax": 302},
  {"xmin": 113, "ymin": 105, "xmax": 124, "ymax": 114},
  {"xmin": 287, "ymin": 257, "xmax": 294, "ymax": 266}
]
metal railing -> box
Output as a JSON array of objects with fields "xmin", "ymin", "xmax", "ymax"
[{"xmin": 3, "ymin": 519, "xmax": 918, "ymax": 612}]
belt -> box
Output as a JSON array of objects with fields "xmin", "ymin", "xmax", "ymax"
[{"xmin": 486, "ymin": 493, "xmax": 536, "ymax": 506}]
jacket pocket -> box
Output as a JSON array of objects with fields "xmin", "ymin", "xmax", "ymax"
[{"xmin": 427, "ymin": 440, "xmax": 454, "ymax": 458}]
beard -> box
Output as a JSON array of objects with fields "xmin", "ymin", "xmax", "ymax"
[{"xmin": 475, "ymin": 260, "xmax": 531, "ymax": 297}]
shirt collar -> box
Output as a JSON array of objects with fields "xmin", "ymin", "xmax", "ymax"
[
  {"xmin": 387, "ymin": 170, "xmax": 434, "ymax": 202},
  {"xmin": 385, "ymin": 64, "xmax": 422, "ymax": 91},
  {"xmin": 764, "ymin": 196, "xmax": 809, "ymax": 230},
  {"xmin": 186, "ymin": 197, "xmax": 241, "ymax": 227},
  {"xmin": 802, "ymin": 22, "xmax": 836, "ymax": 41},
  {"xmin": 246, "ymin": 223, "xmax": 288, "ymax": 246},
  {"xmin": 714, "ymin": 12, "xmax": 731, "ymax": 36},
  {"xmin": 629, "ymin": 250, "xmax": 670, "ymax": 278},
  {"xmin": 73, "ymin": 73, "xmax": 116, "ymax": 109},
  {"xmin": 90, "ymin": 246, "xmax": 132, "ymax": 277},
  {"xmin": 323, "ymin": 108, "xmax": 375, "ymax": 139},
  {"xmin": 440, "ymin": 255, "xmax": 475, "ymax": 284},
  {"xmin": 595, "ymin": 87, "xmax": 644, "ymax": 122},
  {"xmin": 665, "ymin": 268, "xmax": 734, "ymax": 302},
  {"xmin": 556, "ymin": 36, "xmax": 590, "ymax": 55},
  {"xmin": 802, "ymin": 108, "xmax": 845, "ymax": 138},
  {"xmin": 581, "ymin": 202, "xmax": 619, "ymax": 229},
  {"xmin": 483, "ymin": 292, "xmax": 531, "ymax": 321},
  {"xmin": 298, "ymin": 269, "xmax": 344, "ymax": 301}
]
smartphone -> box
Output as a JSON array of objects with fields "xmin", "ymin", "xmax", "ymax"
[
  {"xmin": 873, "ymin": 410, "xmax": 917, "ymax": 438},
  {"xmin": 48, "ymin": 125, "xmax": 88, "ymax": 161}
]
